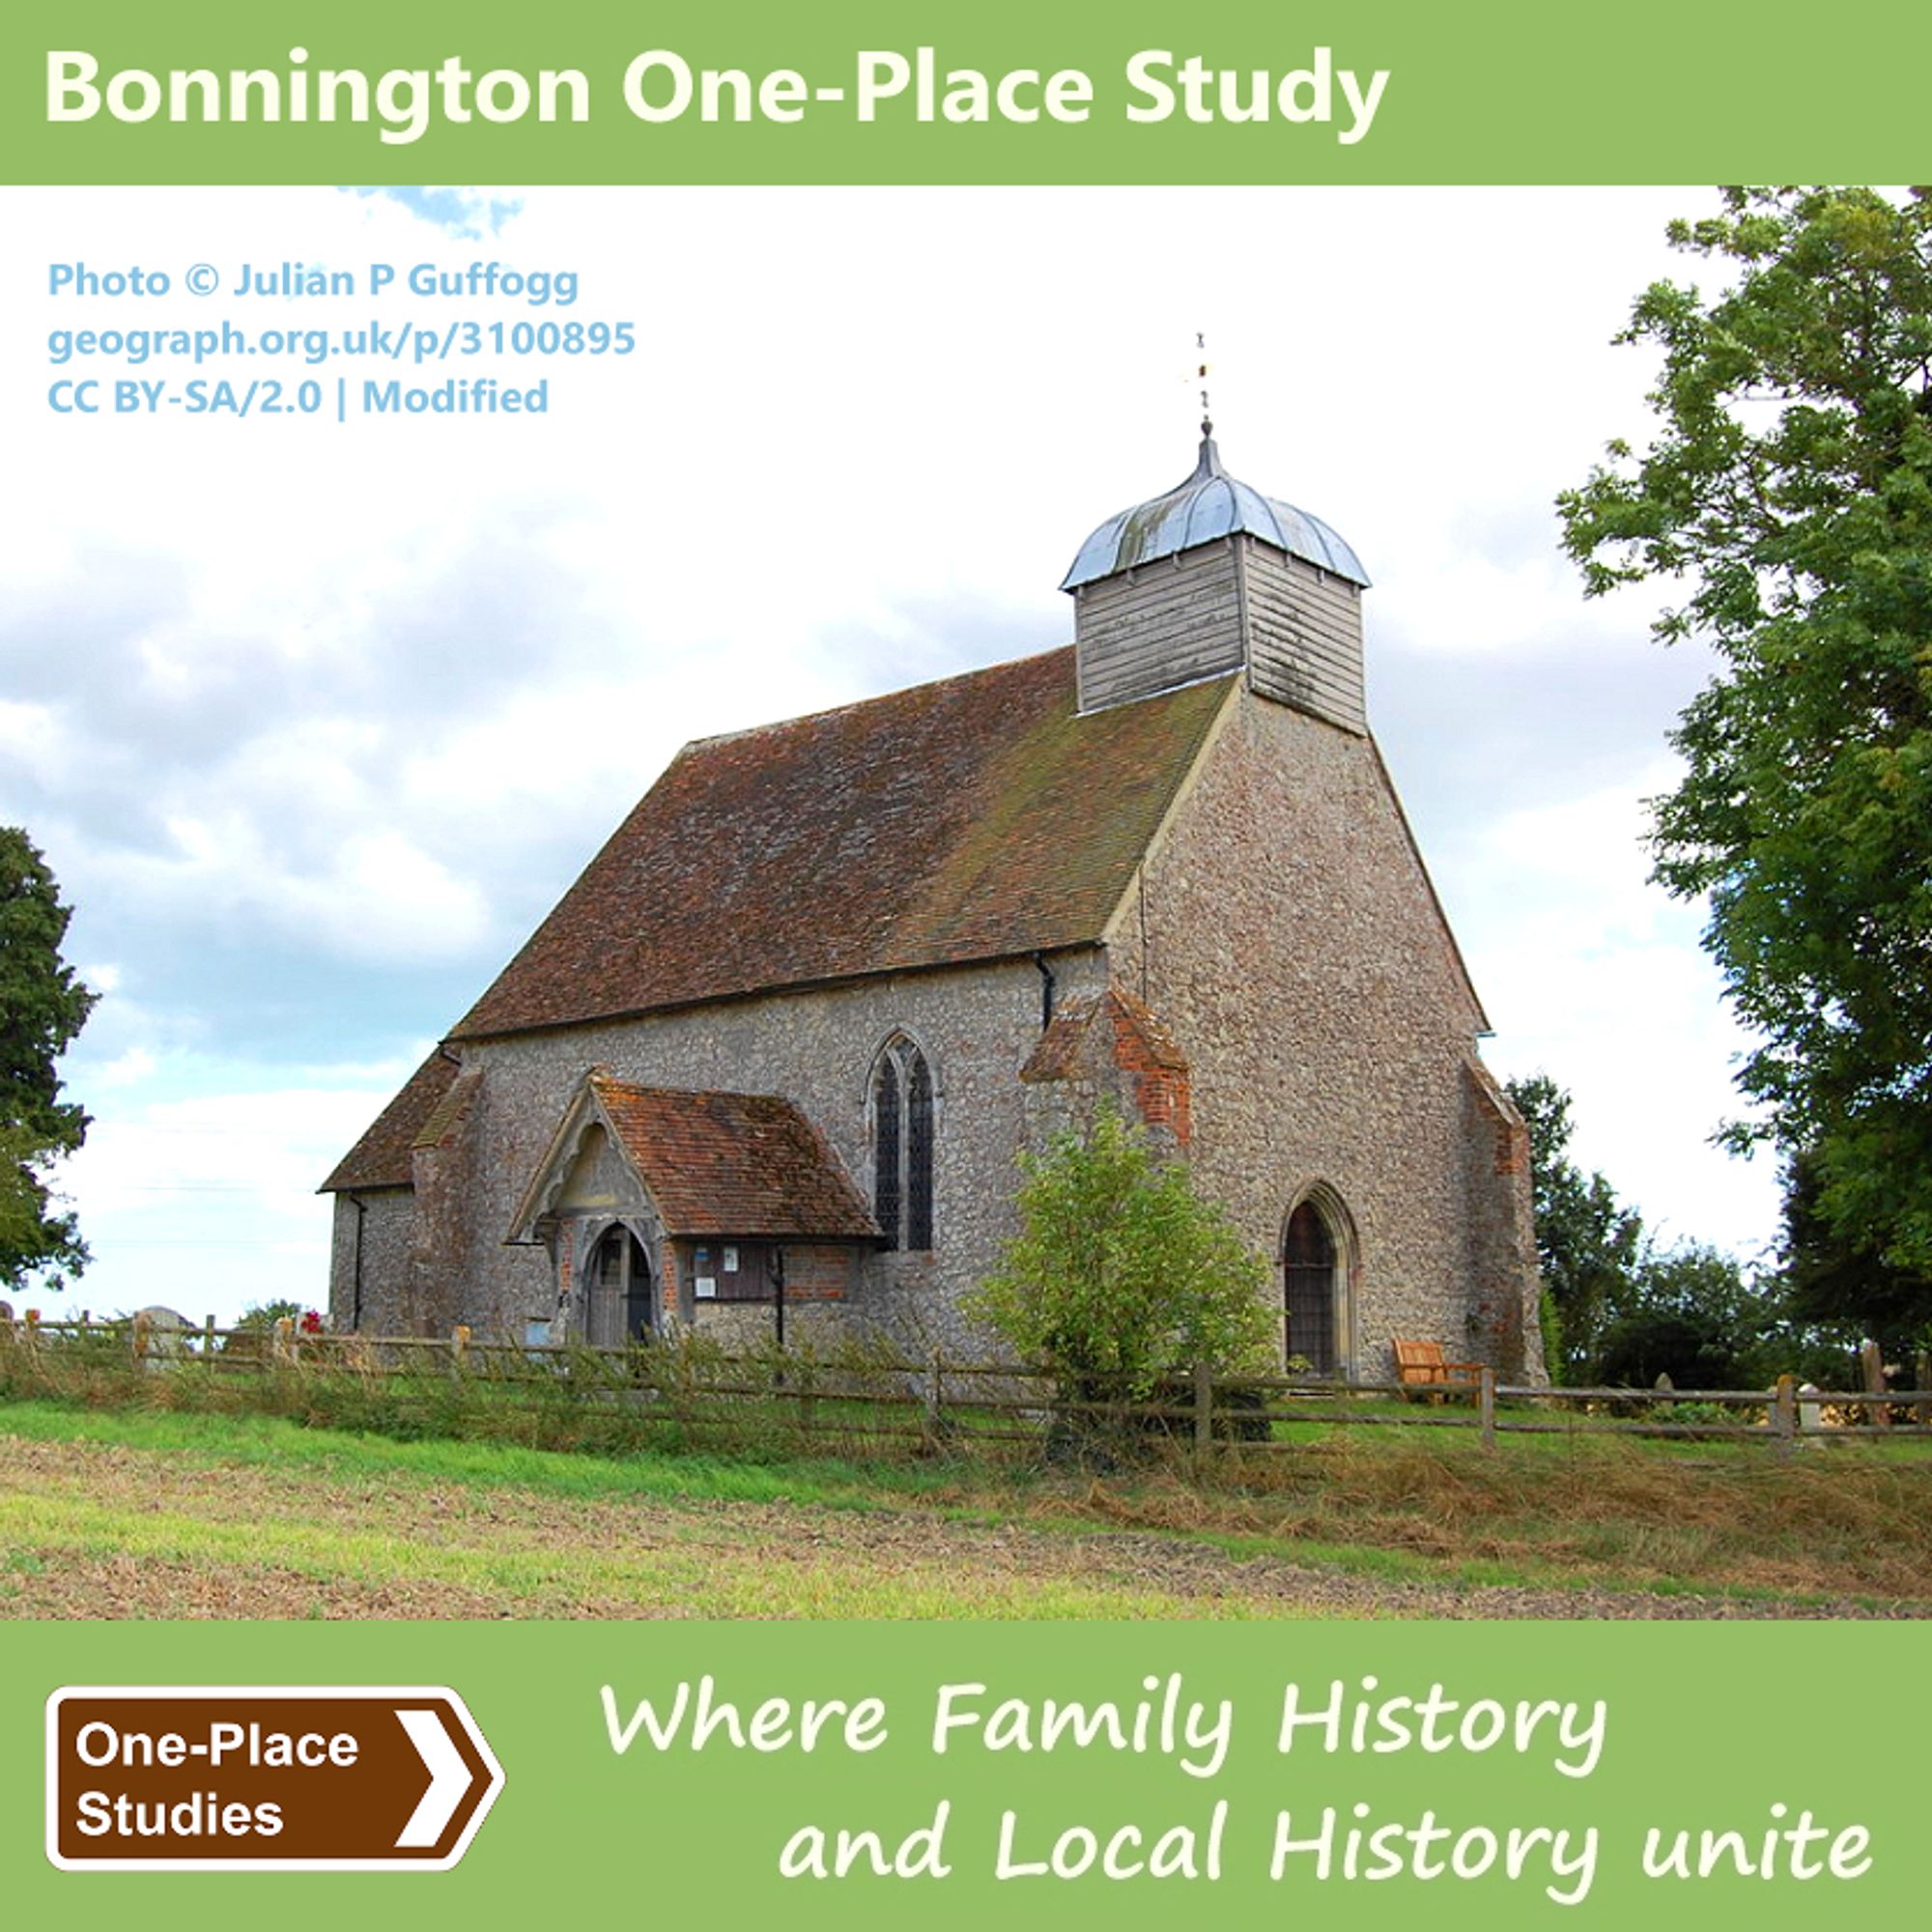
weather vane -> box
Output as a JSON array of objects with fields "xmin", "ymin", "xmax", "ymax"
[{"xmin": 1196, "ymin": 331, "xmax": 1212, "ymax": 438}]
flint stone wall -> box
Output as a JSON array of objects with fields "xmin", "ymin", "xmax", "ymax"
[
  {"xmin": 330, "ymin": 951, "xmax": 1113, "ymax": 1353},
  {"xmin": 1108, "ymin": 686, "xmax": 1545, "ymax": 1382},
  {"xmin": 327, "ymin": 1187, "xmax": 418, "ymax": 1335}
]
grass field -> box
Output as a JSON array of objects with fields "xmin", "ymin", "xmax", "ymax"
[{"xmin": 1, "ymin": 1397, "xmax": 1928, "ymax": 1618}]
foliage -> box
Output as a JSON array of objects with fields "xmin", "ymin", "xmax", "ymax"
[
  {"xmin": 1780, "ymin": 1149, "xmax": 1932, "ymax": 1365},
  {"xmin": 1505, "ymin": 1075, "xmax": 1862, "ymax": 1385},
  {"xmin": 967, "ymin": 1106, "xmax": 1273, "ymax": 1402},
  {"xmin": 1557, "ymin": 186, "xmax": 1932, "ymax": 1274},
  {"xmin": 0, "ymin": 1125, "xmax": 55, "ymax": 1264},
  {"xmin": 218, "ymin": 1299, "xmax": 314, "ymax": 1357},
  {"xmin": 1596, "ymin": 1241, "xmax": 1772, "ymax": 1389},
  {"xmin": 1536, "ymin": 1283, "xmax": 1563, "ymax": 1387},
  {"xmin": 0, "ymin": 829, "xmax": 97, "ymax": 1292},
  {"xmin": 1504, "ymin": 1074, "xmax": 1643, "ymax": 1381},
  {"xmin": 228, "ymin": 1299, "xmax": 311, "ymax": 1333},
  {"xmin": 1595, "ymin": 1223, "xmax": 1905, "ymax": 1394}
]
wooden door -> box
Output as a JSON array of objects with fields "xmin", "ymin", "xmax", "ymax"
[{"xmin": 587, "ymin": 1226, "xmax": 653, "ymax": 1347}]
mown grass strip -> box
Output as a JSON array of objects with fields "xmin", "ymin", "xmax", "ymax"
[
  {"xmin": 0, "ymin": 1416, "xmax": 1341, "ymax": 1621},
  {"xmin": 0, "ymin": 1397, "xmax": 966, "ymax": 1507},
  {"xmin": 4, "ymin": 1394, "xmax": 1930, "ymax": 1609}
]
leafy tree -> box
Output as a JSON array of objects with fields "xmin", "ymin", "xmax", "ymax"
[
  {"xmin": 1504, "ymin": 1074, "xmax": 1642, "ymax": 1382},
  {"xmin": 1780, "ymin": 1149, "xmax": 1932, "ymax": 1365},
  {"xmin": 1508, "ymin": 1079, "xmax": 1875, "ymax": 1387},
  {"xmin": 967, "ymin": 1105, "xmax": 1273, "ymax": 1402},
  {"xmin": 1597, "ymin": 1241, "xmax": 1769, "ymax": 1390},
  {"xmin": 0, "ymin": 829, "xmax": 96, "ymax": 1291},
  {"xmin": 1558, "ymin": 186, "xmax": 1932, "ymax": 1275}
]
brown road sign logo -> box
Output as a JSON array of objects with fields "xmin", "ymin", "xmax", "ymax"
[{"xmin": 45, "ymin": 1687, "xmax": 505, "ymax": 1872}]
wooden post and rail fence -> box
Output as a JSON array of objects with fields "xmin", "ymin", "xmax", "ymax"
[{"xmin": 1, "ymin": 1313, "xmax": 1929, "ymax": 1457}]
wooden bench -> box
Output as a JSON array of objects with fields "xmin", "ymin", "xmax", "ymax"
[{"xmin": 1393, "ymin": 1339, "xmax": 1483, "ymax": 1391}]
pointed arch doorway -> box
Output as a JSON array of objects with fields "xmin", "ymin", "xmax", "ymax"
[
  {"xmin": 586, "ymin": 1224, "xmax": 654, "ymax": 1348},
  {"xmin": 1282, "ymin": 1189, "xmax": 1354, "ymax": 1378}
]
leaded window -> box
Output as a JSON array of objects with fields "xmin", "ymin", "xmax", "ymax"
[
  {"xmin": 1284, "ymin": 1202, "xmax": 1337, "ymax": 1377},
  {"xmin": 872, "ymin": 1036, "xmax": 934, "ymax": 1252}
]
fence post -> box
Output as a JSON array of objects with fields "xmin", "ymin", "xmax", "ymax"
[
  {"xmin": 1479, "ymin": 1365, "xmax": 1496, "ymax": 1452},
  {"xmin": 203, "ymin": 1313, "xmax": 217, "ymax": 1366},
  {"xmin": 671, "ymin": 1328, "xmax": 696, "ymax": 1433},
  {"xmin": 272, "ymin": 1316, "xmax": 295, "ymax": 1367},
  {"xmin": 451, "ymin": 1324, "xmax": 470, "ymax": 1383},
  {"xmin": 797, "ymin": 1353, "xmax": 816, "ymax": 1442},
  {"xmin": 131, "ymin": 1310, "xmax": 151, "ymax": 1367},
  {"xmin": 1860, "ymin": 1340, "xmax": 1889, "ymax": 1428},
  {"xmin": 1774, "ymin": 1374, "xmax": 1797, "ymax": 1457},
  {"xmin": 924, "ymin": 1345, "xmax": 944, "ymax": 1450},
  {"xmin": 1193, "ymin": 1360, "xmax": 1212, "ymax": 1452}
]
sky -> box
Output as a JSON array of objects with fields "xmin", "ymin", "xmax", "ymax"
[{"xmin": 0, "ymin": 183, "xmax": 1783, "ymax": 1322}]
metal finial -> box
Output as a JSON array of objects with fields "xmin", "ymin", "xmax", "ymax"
[{"xmin": 1185, "ymin": 331, "xmax": 1223, "ymax": 480}]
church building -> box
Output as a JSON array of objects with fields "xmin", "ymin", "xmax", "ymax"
[{"xmin": 322, "ymin": 427, "xmax": 1545, "ymax": 1381}]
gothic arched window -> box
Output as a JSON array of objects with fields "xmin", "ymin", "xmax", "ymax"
[
  {"xmin": 1283, "ymin": 1202, "xmax": 1336, "ymax": 1377},
  {"xmin": 871, "ymin": 1036, "xmax": 934, "ymax": 1251},
  {"xmin": 1281, "ymin": 1184, "xmax": 1357, "ymax": 1379}
]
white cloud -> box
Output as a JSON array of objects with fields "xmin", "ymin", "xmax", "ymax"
[
  {"xmin": 0, "ymin": 701, "xmax": 67, "ymax": 784},
  {"xmin": 1452, "ymin": 772, "xmax": 1779, "ymax": 1260},
  {"xmin": 92, "ymin": 1047, "xmax": 156, "ymax": 1089},
  {"xmin": 45, "ymin": 1067, "xmax": 428, "ymax": 1322}
]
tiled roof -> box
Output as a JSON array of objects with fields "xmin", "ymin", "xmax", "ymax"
[
  {"xmin": 1020, "ymin": 987, "xmax": 1190, "ymax": 1083},
  {"xmin": 591, "ymin": 1078, "xmax": 879, "ymax": 1241},
  {"xmin": 452, "ymin": 647, "xmax": 1233, "ymax": 1040},
  {"xmin": 413, "ymin": 1065, "xmax": 482, "ymax": 1151},
  {"xmin": 319, "ymin": 1051, "xmax": 459, "ymax": 1192}
]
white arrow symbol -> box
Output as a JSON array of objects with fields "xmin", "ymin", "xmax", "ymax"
[{"xmin": 395, "ymin": 1708, "xmax": 473, "ymax": 1848}]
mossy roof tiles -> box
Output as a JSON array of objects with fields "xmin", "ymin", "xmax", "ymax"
[{"xmin": 451, "ymin": 647, "xmax": 1233, "ymax": 1041}]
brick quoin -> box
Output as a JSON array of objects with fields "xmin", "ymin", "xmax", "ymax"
[
  {"xmin": 1103, "ymin": 986, "xmax": 1194, "ymax": 1151},
  {"xmin": 658, "ymin": 1247, "xmax": 678, "ymax": 1327},
  {"xmin": 1132, "ymin": 1069, "xmax": 1193, "ymax": 1149}
]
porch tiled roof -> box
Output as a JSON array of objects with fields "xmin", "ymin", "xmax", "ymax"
[{"xmin": 592, "ymin": 1077, "xmax": 879, "ymax": 1241}]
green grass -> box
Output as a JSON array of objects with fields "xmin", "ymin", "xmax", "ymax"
[
  {"xmin": 0, "ymin": 1401, "xmax": 1360, "ymax": 1619},
  {"xmin": 3, "ymin": 1380, "xmax": 1930, "ymax": 1615},
  {"xmin": 0, "ymin": 1398, "xmax": 936, "ymax": 1509}
]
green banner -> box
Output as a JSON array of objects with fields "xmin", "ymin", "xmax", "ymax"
[
  {"xmin": 2, "ymin": 0, "xmax": 1924, "ymax": 184},
  {"xmin": 14, "ymin": 1622, "xmax": 1926, "ymax": 1925}
]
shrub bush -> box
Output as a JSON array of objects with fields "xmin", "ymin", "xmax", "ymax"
[{"xmin": 966, "ymin": 1106, "xmax": 1273, "ymax": 1455}]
